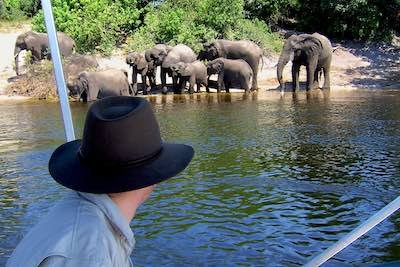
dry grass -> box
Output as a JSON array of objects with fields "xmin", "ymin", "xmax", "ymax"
[{"xmin": 6, "ymin": 60, "xmax": 59, "ymax": 100}]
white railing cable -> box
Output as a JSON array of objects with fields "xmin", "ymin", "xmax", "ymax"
[
  {"xmin": 41, "ymin": 0, "xmax": 75, "ymax": 142},
  {"xmin": 304, "ymin": 196, "xmax": 400, "ymax": 267}
]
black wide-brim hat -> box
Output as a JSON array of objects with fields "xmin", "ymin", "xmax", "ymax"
[{"xmin": 49, "ymin": 96, "xmax": 194, "ymax": 194}]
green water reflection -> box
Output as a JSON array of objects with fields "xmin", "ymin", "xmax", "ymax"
[{"xmin": 0, "ymin": 90, "xmax": 399, "ymax": 266}]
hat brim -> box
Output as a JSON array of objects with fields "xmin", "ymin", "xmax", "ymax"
[{"xmin": 48, "ymin": 140, "xmax": 194, "ymax": 193}]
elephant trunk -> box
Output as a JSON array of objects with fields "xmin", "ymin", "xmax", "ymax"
[
  {"xmin": 14, "ymin": 46, "xmax": 21, "ymax": 76},
  {"xmin": 277, "ymin": 53, "xmax": 290, "ymax": 90}
]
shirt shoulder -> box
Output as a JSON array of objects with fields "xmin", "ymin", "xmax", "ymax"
[
  {"xmin": 38, "ymin": 255, "xmax": 110, "ymax": 267},
  {"xmin": 7, "ymin": 192, "xmax": 114, "ymax": 267}
]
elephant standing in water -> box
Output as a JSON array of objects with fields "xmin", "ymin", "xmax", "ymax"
[
  {"xmin": 14, "ymin": 31, "xmax": 75, "ymax": 75},
  {"xmin": 126, "ymin": 52, "xmax": 154, "ymax": 95},
  {"xmin": 160, "ymin": 44, "xmax": 197, "ymax": 94},
  {"xmin": 171, "ymin": 61, "xmax": 208, "ymax": 94},
  {"xmin": 198, "ymin": 40, "xmax": 263, "ymax": 90},
  {"xmin": 145, "ymin": 44, "xmax": 196, "ymax": 94},
  {"xmin": 68, "ymin": 69, "xmax": 130, "ymax": 102},
  {"xmin": 277, "ymin": 32, "xmax": 332, "ymax": 91},
  {"xmin": 145, "ymin": 44, "xmax": 173, "ymax": 87},
  {"xmin": 207, "ymin": 58, "xmax": 253, "ymax": 93}
]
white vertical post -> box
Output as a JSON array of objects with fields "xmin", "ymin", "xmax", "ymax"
[
  {"xmin": 41, "ymin": 0, "xmax": 75, "ymax": 142},
  {"xmin": 304, "ymin": 196, "xmax": 400, "ymax": 267}
]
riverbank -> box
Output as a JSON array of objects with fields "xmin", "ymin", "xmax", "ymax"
[{"xmin": 1, "ymin": 24, "xmax": 399, "ymax": 101}]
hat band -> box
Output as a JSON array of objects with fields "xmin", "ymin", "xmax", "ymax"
[{"xmin": 78, "ymin": 146, "xmax": 163, "ymax": 169}]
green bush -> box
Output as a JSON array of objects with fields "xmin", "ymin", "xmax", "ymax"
[
  {"xmin": 244, "ymin": 0, "xmax": 300, "ymax": 25},
  {"xmin": 0, "ymin": 0, "xmax": 41, "ymax": 19},
  {"xmin": 244, "ymin": 0, "xmax": 399, "ymax": 40},
  {"xmin": 32, "ymin": 0, "xmax": 143, "ymax": 54},
  {"xmin": 295, "ymin": 0, "xmax": 398, "ymax": 40},
  {"xmin": 226, "ymin": 19, "xmax": 283, "ymax": 53},
  {"xmin": 127, "ymin": 0, "xmax": 281, "ymax": 53}
]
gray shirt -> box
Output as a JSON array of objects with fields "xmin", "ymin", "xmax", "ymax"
[{"xmin": 6, "ymin": 191, "xmax": 135, "ymax": 267}]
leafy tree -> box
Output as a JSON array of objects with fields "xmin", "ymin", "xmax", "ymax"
[
  {"xmin": 0, "ymin": 0, "xmax": 41, "ymax": 19},
  {"xmin": 32, "ymin": 0, "xmax": 144, "ymax": 53}
]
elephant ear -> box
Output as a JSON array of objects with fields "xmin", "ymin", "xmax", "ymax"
[
  {"xmin": 210, "ymin": 42, "xmax": 222, "ymax": 58},
  {"xmin": 24, "ymin": 35, "xmax": 37, "ymax": 50},
  {"xmin": 214, "ymin": 59, "xmax": 224, "ymax": 73},
  {"xmin": 299, "ymin": 37, "xmax": 323, "ymax": 53},
  {"xmin": 136, "ymin": 54, "xmax": 148, "ymax": 70},
  {"xmin": 78, "ymin": 72, "xmax": 89, "ymax": 96},
  {"xmin": 144, "ymin": 50, "xmax": 153, "ymax": 62}
]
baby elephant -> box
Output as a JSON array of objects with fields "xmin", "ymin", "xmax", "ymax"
[
  {"xmin": 207, "ymin": 58, "xmax": 253, "ymax": 93},
  {"xmin": 126, "ymin": 52, "xmax": 154, "ymax": 95},
  {"xmin": 68, "ymin": 69, "xmax": 130, "ymax": 102},
  {"xmin": 171, "ymin": 61, "xmax": 208, "ymax": 94}
]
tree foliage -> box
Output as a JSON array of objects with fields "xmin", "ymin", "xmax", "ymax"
[
  {"xmin": 127, "ymin": 0, "xmax": 282, "ymax": 53},
  {"xmin": 244, "ymin": 0, "xmax": 399, "ymax": 40},
  {"xmin": 0, "ymin": 0, "xmax": 41, "ymax": 19},
  {"xmin": 32, "ymin": 0, "xmax": 145, "ymax": 54},
  {"xmin": 3, "ymin": 0, "xmax": 398, "ymax": 54}
]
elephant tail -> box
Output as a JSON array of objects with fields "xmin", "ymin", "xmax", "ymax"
[
  {"xmin": 122, "ymin": 69, "xmax": 129, "ymax": 78},
  {"xmin": 259, "ymin": 55, "xmax": 264, "ymax": 72}
]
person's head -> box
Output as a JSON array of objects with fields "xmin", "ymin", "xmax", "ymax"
[{"xmin": 48, "ymin": 96, "xmax": 194, "ymax": 205}]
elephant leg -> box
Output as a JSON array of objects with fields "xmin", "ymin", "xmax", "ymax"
[
  {"xmin": 322, "ymin": 58, "xmax": 331, "ymax": 90},
  {"xmin": 161, "ymin": 68, "xmax": 168, "ymax": 94},
  {"xmin": 188, "ymin": 76, "xmax": 196, "ymax": 94},
  {"xmin": 292, "ymin": 63, "xmax": 300, "ymax": 92},
  {"xmin": 306, "ymin": 59, "xmax": 318, "ymax": 91},
  {"xmin": 131, "ymin": 69, "xmax": 138, "ymax": 95},
  {"xmin": 149, "ymin": 73, "xmax": 156, "ymax": 90},
  {"xmin": 206, "ymin": 77, "xmax": 210, "ymax": 93},
  {"xmin": 196, "ymin": 82, "xmax": 201, "ymax": 93},
  {"xmin": 249, "ymin": 60, "xmax": 258, "ymax": 90},
  {"xmin": 172, "ymin": 75, "xmax": 180, "ymax": 94},
  {"xmin": 313, "ymin": 69, "xmax": 320, "ymax": 89},
  {"xmin": 142, "ymin": 73, "xmax": 150, "ymax": 95},
  {"xmin": 180, "ymin": 78, "xmax": 187, "ymax": 94},
  {"xmin": 217, "ymin": 73, "xmax": 225, "ymax": 93}
]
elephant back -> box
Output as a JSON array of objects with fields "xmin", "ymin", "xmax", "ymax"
[
  {"xmin": 216, "ymin": 39, "xmax": 262, "ymax": 59},
  {"xmin": 162, "ymin": 44, "xmax": 196, "ymax": 68}
]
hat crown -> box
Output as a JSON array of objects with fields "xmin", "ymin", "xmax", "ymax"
[{"xmin": 80, "ymin": 97, "xmax": 162, "ymax": 166}]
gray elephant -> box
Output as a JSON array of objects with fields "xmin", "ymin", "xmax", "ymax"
[
  {"xmin": 171, "ymin": 61, "xmax": 208, "ymax": 94},
  {"xmin": 207, "ymin": 58, "xmax": 253, "ymax": 93},
  {"xmin": 68, "ymin": 69, "xmax": 130, "ymax": 102},
  {"xmin": 145, "ymin": 44, "xmax": 173, "ymax": 69},
  {"xmin": 198, "ymin": 40, "xmax": 263, "ymax": 90},
  {"xmin": 277, "ymin": 32, "xmax": 332, "ymax": 91},
  {"xmin": 146, "ymin": 44, "xmax": 196, "ymax": 94},
  {"xmin": 126, "ymin": 52, "xmax": 154, "ymax": 95},
  {"xmin": 14, "ymin": 31, "xmax": 75, "ymax": 75}
]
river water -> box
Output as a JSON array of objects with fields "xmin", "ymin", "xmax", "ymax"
[{"xmin": 0, "ymin": 90, "xmax": 399, "ymax": 266}]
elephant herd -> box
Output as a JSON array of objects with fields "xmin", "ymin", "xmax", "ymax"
[
  {"xmin": 14, "ymin": 31, "xmax": 333, "ymax": 102},
  {"xmin": 126, "ymin": 40, "xmax": 263, "ymax": 96}
]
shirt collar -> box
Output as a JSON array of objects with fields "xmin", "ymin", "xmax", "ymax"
[{"xmin": 77, "ymin": 192, "xmax": 135, "ymax": 250}]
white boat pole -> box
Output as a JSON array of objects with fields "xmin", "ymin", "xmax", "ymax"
[
  {"xmin": 304, "ymin": 196, "xmax": 400, "ymax": 267},
  {"xmin": 41, "ymin": 0, "xmax": 75, "ymax": 142}
]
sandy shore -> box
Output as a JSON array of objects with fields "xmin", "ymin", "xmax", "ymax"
[{"xmin": 1, "ymin": 24, "xmax": 399, "ymax": 101}]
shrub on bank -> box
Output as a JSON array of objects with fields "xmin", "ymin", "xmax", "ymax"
[
  {"xmin": 244, "ymin": 0, "xmax": 399, "ymax": 40},
  {"xmin": 32, "ymin": 0, "xmax": 143, "ymax": 54},
  {"xmin": 127, "ymin": 0, "xmax": 282, "ymax": 54},
  {"xmin": 7, "ymin": 60, "xmax": 58, "ymax": 100},
  {"xmin": 0, "ymin": 0, "xmax": 41, "ymax": 20}
]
